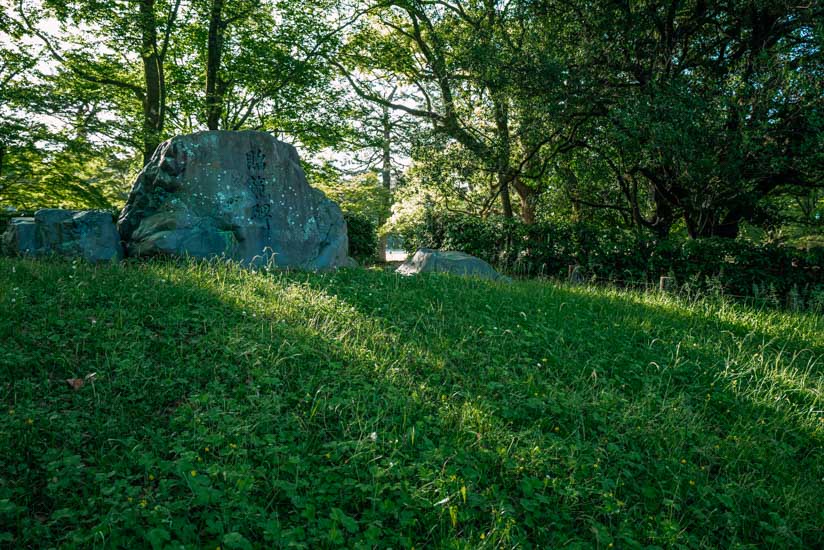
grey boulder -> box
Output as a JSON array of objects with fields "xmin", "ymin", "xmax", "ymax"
[
  {"xmin": 118, "ymin": 130, "xmax": 350, "ymax": 269},
  {"xmin": 1, "ymin": 209, "xmax": 122, "ymax": 262},
  {"xmin": 396, "ymin": 248, "xmax": 510, "ymax": 282},
  {"xmin": 1, "ymin": 217, "xmax": 37, "ymax": 255}
]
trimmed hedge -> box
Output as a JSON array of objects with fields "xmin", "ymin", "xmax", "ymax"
[{"xmin": 398, "ymin": 211, "xmax": 824, "ymax": 308}]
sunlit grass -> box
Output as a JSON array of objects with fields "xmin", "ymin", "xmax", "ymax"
[{"xmin": 0, "ymin": 257, "xmax": 821, "ymax": 548}]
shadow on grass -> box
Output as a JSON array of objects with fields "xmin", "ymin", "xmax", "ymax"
[{"xmin": 0, "ymin": 258, "xmax": 821, "ymax": 548}]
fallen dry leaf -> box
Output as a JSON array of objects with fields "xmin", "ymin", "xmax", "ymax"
[{"xmin": 65, "ymin": 373, "xmax": 97, "ymax": 390}]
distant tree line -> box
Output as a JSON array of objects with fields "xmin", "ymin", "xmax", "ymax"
[{"xmin": 1, "ymin": 0, "xmax": 821, "ymax": 244}]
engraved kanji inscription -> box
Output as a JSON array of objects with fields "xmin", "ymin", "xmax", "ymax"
[
  {"xmin": 246, "ymin": 148, "xmax": 272, "ymax": 229},
  {"xmin": 246, "ymin": 148, "xmax": 266, "ymax": 174}
]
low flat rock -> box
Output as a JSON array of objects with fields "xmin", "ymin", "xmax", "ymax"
[
  {"xmin": 118, "ymin": 130, "xmax": 350, "ymax": 269},
  {"xmin": 1, "ymin": 209, "xmax": 122, "ymax": 262},
  {"xmin": 396, "ymin": 248, "xmax": 510, "ymax": 282}
]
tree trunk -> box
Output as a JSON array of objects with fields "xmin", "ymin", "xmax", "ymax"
[
  {"xmin": 513, "ymin": 176, "xmax": 536, "ymax": 224},
  {"xmin": 650, "ymin": 187, "xmax": 674, "ymax": 239},
  {"xmin": 377, "ymin": 104, "xmax": 392, "ymax": 261},
  {"xmin": 492, "ymin": 94, "xmax": 513, "ymax": 219},
  {"xmin": 684, "ymin": 209, "xmax": 740, "ymax": 239},
  {"xmin": 205, "ymin": 0, "xmax": 226, "ymax": 130},
  {"xmin": 499, "ymin": 171, "xmax": 513, "ymax": 218},
  {"xmin": 140, "ymin": 0, "xmax": 164, "ymax": 165}
]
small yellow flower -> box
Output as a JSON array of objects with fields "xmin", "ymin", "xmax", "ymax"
[
  {"xmin": 148, "ymin": 474, "xmax": 155, "ymax": 480},
  {"xmin": 190, "ymin": 470, "xmax": 198, "ymax": 477},
  {"xmin": 140, "ymin": 499, "xmax": 147, "ymax": 508},
  {"xmin": 8, "ymin": 409, "xmax": 14, "ymax": 415},
  {"xmin": 325, "ymin": 453, "xmax": 331, "ymax": 459},
  {"xmin": 229, "ymin": 443, "xmax": 237, "ymax": 449},
  {"xmin": 553, "ymin": 426, "xmax": 560, "ymax": 432},
  {"xmin": 689, "ymin": 480, "xmax": 695, "ymax": 486},
  {"xmin": 197, "ymin": 456, "xmax": 202, "ymax": 462},
  {"xmin": 204, "ymin": 447, "xmax": 209, "ymax": 452},
  {"xmin": 480, "ymin": 533, "xmax": 485, "ymax": 540},
  {"xmin": 680, "ymin": 459, "xmax": 686, "ymax": 464},
  {"xmin": 26, "ymin": 418, "xmax": 33, "ymax": 425}
]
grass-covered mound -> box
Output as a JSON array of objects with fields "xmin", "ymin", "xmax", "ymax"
[{"xmin": 1, "ymin": 258, "xmax": 822, "ymax": 548}]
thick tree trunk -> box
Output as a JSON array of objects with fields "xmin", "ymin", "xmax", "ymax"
[
  {"xmin": 650, "ymin": 187, "xmax": 674, "ymax": 238},
  {"xmin": 140, "ymin": 0, "xmax": 164, "ymax": 165},
  {"xmin": 684, "ymin": 211, "xmax": 740, "ymax": 239},
  {"xmin": 513, "ymin": 176, "xmax": 536, "ymax": 224},
  {"xmin": 205, "ymin": 0, "xmax": 226, "ymax": 130},
  {"xmin": 520, "ymin": 194, "xmax": 536, "ymax": 224}
]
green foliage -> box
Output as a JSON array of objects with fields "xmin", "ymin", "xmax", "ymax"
[
  {"xmin": 343, "ymin": 211, "xmax": 377, "ymax": 263},
  {"xmin": 0, "ymin": 143, "xmax": 133, "ymax": 211},
  {"xmin": 1, "ymin": 0, "xmax": 349, "ymax": 209},
  {"xmin": 0, "ymin": 258, "xmax": 822, "ymax": 547},
  {"xmin": 313, "ymin": 168, "xmax": 390, "ymax": 226},
  {"xmin": 397, "ymin": 211, "xmax": 824, "ymax": 308},
  {"xmin": 670, "ymin": 238, "xmax": 824, "ymax": 303},
  {"xmin": 395, "ymin": 210, "xmax": 656, "ymax": 279},
  {"xmin": 0, "ymin": 209, "xmax": 34, "ymax": 230}
]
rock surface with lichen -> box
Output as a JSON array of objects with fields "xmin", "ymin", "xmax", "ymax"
[
  {"xmin": 1, "ymin": 210, "xmax": 122, "ymax": 262},
  {"xmin": 396, "ymin": 248, "xmax": 510, "ymax": 282},
  {"xmin": 118, "ymin": 131, "xmax": 350, "ymax": 268}
]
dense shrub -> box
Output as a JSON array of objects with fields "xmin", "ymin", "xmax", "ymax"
[
  {"xmin": 396, "ymin": 211, "xmax": 823, "ymax": 308},
  {"xmin": 396, "ymin": 211, "xmax": 651, "ymax": 279},
  {"xmin": 343, "ymin": 211, "xmax": 378, "ymax": 263},
  {"xmin": 671, "ymin": 238, "xmax": 823, "ymax": 302}
]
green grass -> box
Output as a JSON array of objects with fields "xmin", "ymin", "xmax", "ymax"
[{"xmin": 1, "ymin": 257, "xmax": 822, "ymax": 549}]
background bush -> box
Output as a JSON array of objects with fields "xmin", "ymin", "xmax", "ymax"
[
  {"xmin": 344, "ymin": 211, "xmax": 378, "ymax": 263},
  {"xmin": 396, "ymin": 210, "xmax": 823, "ymax": 308},
  {"xmin": 0, "ymin": 209, "xmax": 36, "ymax": 229}
]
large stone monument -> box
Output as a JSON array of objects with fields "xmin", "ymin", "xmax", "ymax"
[{"xmin": 118, "ymin": 130, "xmax": 350, "ymax": 268}]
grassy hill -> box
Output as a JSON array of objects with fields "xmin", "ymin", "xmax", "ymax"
[{"xmin": 1, "ymin": 258, "xmax": 822, "ymax": 548}]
